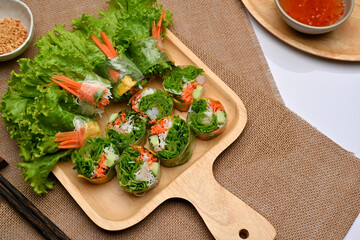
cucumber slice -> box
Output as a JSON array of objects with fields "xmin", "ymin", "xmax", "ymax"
[
  {"xmin": 149, "ymin": 135, "xmax": 160, "ymax": 147},
  {"xmin": 104, "ymin": 152, "xmax": 119, "ymax": 168},
  {"xmin": 150, "ymin": 162, "xmax": 160, "ymax": 177},
  {"xmin": 215, "ymin": 110, "xmax": 226, "ymax": 124},
  {"xmin": 191, "ymin": 85, "xmax": 204, "ymax": 99},
  {"xmin": 108, "ymin": 113, "xmax": 119, "ymax": 123}
]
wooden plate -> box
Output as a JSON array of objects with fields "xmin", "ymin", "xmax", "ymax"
[
  {"xmin": 52, "ymin": 30, "xmax": 276, "ymax": 239},
  {"xmin": 242, "ymin": 0, "xmax": 360, "ymax": 61}
]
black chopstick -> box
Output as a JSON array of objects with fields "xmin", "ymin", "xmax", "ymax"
[
  {"xmin": 0, "ymin": 184, "xmax": 60, "ymax": 239},
  {"xmin": 0, "ymin": 157, "xmax": 70, "ymax": 240}
]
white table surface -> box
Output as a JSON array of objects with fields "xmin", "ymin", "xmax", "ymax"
[{"xmin": 248, "ymin": 14, "xmax": 360, "ymax": 240}]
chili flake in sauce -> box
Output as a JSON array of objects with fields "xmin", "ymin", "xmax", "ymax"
[{"xmin": 279, "ymin": 0, "xmax": 345, "ymax": 27}]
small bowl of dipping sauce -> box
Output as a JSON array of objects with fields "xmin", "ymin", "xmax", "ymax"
[
  {"xmin": 0, "ymin": 0, "xmax": 34, "ymax": 61},
  {"xmin": 275, "ymin": 0, "xmax": 354, "ymax": 34}
]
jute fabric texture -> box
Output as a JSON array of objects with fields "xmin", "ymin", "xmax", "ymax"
[{"xmin": 0, "ymin": 0, "xmax": 359, "ymax": 239}]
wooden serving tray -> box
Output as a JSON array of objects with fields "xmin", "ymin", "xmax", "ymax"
[
  {"xmin": 52, "ymin": 30, "xmax": 276, "ymax": 239},
  {"xmin": 242, "ymin": 0, "xmax": 360, "ymax": 61}
]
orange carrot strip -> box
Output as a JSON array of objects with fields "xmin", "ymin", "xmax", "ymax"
[
  {"xmin": 55, "ymin": 131, "xmax": 77, "ymax": 138},
  {"xmin": 58, "ymin": 145, "xmax": 81, "ymax": 149},
  {"xmin": 77, "ymin": 128, "xmax": 85, "ymax": 147},
  {"xmin": 59, "ymin": 139, "xmax": 78, "ymax": 146},
  {"xmin": 93, "ymin": 154, "xmax": 108, "ymax": 178},
  {"xmin": 52, "ymin": 74, "xmax": 103, "ymax": 107},
  {"xmin": 109, "ymin": 68, "xmax": 120, "ymax": 82},
  {"xmin": 120, "ymin": 111, "xmax": 127, "ymax": 121},
  {"xmin": 209, "ymin": 100, "xmax": 223, "ymax": 113},
  {"xmin": 114, "ymin": 117, "xmax": 122, "ymax": 126},
  {"xmin": 50, "ymin": 78, "xmax": 79, "ymax": 97},
  {"xmin": 156, "ymin": 10, "xmax": 164, "ymax": 34},
  {"xmin": 100, "ymin": 32, "xmax": 117, "ymax": 58},
  {"xmin": 91, "ymin": 35, "xmax": 113, "ymax": 58}
]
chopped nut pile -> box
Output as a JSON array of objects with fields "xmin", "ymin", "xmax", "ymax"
[{"xmin": 0, "ymin": 17, "xmax": 28, "ymax": 55}]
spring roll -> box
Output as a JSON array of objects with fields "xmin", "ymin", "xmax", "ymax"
[
  {"xmin": 187, "ymin": 98, "xmax": 227, "ymax": 140},
  {"xmin": 117, "ymin": 145, "xmax": 160, "ymax": 196},
  {"xmin": 91, "ymin": 32, "xmax": 147, "ymax": 103},
  {"xmin": 148, "ymin": 116, "xmax": 194, "ymax": 167},
  {"xmin": 129, "ymin": 88, "xmax": 173, "ymax": 125},
  {"xmin": 72, "ymin": 137, "xmax": 120, "ymax": 184},
  {"xmin": 105, "ymin": 110, "xmax": 147, "ymax": 152},
  {"xmin": 163, "ymin": 65, "xmax": 205, "ymax": 112},
  {"xmin": 128, "ymin": 37, "xmax": 173, "ymax": 77}
]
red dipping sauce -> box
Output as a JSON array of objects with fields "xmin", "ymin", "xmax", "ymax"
[{"xmin": 279, "ymin": 0, "xmax": 345, "ymax": 27}]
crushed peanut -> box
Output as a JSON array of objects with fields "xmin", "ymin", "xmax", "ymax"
[{"xmin": 0, "ymin": 17, "xmax": 28, "ymax": 55}]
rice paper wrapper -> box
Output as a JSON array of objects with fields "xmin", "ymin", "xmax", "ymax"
[
  {"xmin": 77, "ymin": 167, "xmax": 116, "ymax": 184},
  {"xmin": 128, "ymin": 88, "xmax": 174, "ymax": 126},
  {"xmin": 117, "ymin": 146, "xmax": 161, "ymax": 195},
  {"xmin": 150, "ymin": 116, "xmax": 195, "ymax": 167},
  {"xmin": 172, "ymin": 97, "xmax": 192, "ymax": 112},
  {"xmin": 105, "ymin": 111, "xmax": 147, "ymax": 152},
  {"xmin": 72, "ymin": 137, "xmax": 120, "ymax": 184},
  {"xmin": 193, "ymin": 121, "xmax": 227, "ymax": 140},
  {"xmin": 159, "ymin": 132, "xmax": 195, "ymax": 167},
  {"xmin": 162, "ymin": 66, "xmax": 205, "ymax": 112},
  {"xmin": 187, "ymin": 97, "xmax": 227, "ymax": 140},
  {"xmin": 128, "ymin": 37, "xmax": 173, "ymax": 76}
]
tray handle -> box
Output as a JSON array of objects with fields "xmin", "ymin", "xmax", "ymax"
[{"xmin": 173, "ymin": 160, "xmax": 276, "ymax": 240}]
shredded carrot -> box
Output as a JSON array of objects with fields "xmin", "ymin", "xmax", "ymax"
[
  {"xmin": 131, "ymin": 92, "xmax": 142, "ymax": 112},
  {"xmin": 150, "ymin": 118, "xmax": 168, "ymax": 135},
  {"xmin": 92, "ymin": 153, "xmax": 108, "ymax": 178},
  {"xmin": 120, "ymin": 111, "xmax": 127, "ymax": 121},
  {"xmin": 181, "ymin": 83, "xmax": 198, "ymax": 103},
  {"xmin": 114, "ymin": 117, "xmax": 122, "ymax": 126},
  {"xmin": 130, "ymin": 146, "xmax": 158, "ymax": 164},
  {"xmin": 209, "ymin": 100, "xmax": 223, "ymax": 113}
]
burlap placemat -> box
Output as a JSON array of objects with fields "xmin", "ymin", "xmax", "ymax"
[{"xmin": 1, "ymin": 0, "xmax": 359, "ymax": 239}]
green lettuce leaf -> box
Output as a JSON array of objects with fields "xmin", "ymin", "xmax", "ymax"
[
  {"xmin": 136, "ymin": 89, "xmax": 173, "ymax": 123},
  {"xmin": 17, "ymin": 149, "xmax": 74, "ymax": 194},
  {"xmin": 187, "ymin": 98, "xmax": 227, "ymax": 140},
  {"xmin": 163, "ymin": 66, "xmax": 204, "ymax": 94},
  {"xmin": 72, "ymin": 137, "xmax": 119, "ymax": 178},
  {"xmin": 117, "ymin": 146, "xmax": 159, "ymax": 194},
  {"xmin": 188, "ymin": 99, "xmax": 219, "ymax": 133},
  {"xmin": 150, "ymin": 116, "xmax": 193, "ymax": 167},
  {"xmin": 128, "ymin": 37, "xmax": 173, "ymax": 76}
]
